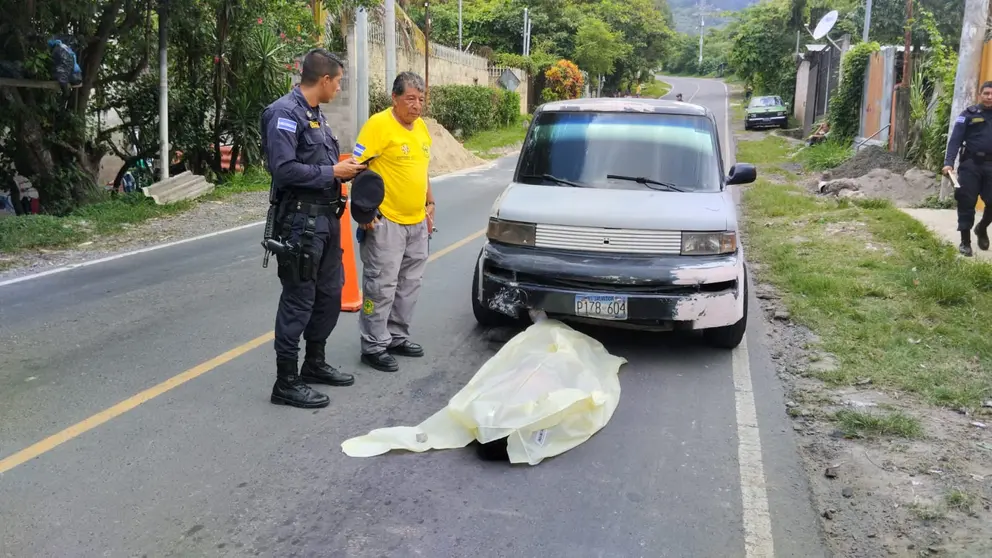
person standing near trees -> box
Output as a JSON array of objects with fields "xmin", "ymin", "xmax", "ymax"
[
  {"xmin": 942, "ymin": 81, "xmax": 992, "ymax": 257},
  {"xmin": 260, "ymin": 48, "xmax": 366, "ymax": 409},
  {"xmin": 351, "ymin": 71, "xmax": 435, "ymax": 373}
]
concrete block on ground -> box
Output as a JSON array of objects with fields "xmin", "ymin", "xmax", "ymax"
[
  {"xmin": 901, "ymin": 208, "xmax": 992, "ymax": 261},
  {"xmin": 142, "ymin": 173, "xmax": 215, "ymax": 205}
]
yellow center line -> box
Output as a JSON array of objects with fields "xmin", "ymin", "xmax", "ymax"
[{"xmin": 0, "ymin": 227, "xmax": 487, "ymax": 476}]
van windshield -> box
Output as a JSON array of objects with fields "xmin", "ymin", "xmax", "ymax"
[{"xmin": 515, "ymin": 111, "xmax": 723, "ymax": 192}]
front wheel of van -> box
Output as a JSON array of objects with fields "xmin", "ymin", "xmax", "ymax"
[{"xmin": 702, "ymin": 266, "xmax": 749, "ymax": 349}]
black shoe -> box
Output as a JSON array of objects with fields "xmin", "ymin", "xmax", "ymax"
[
  {"xmin": 271, "ymin": 359, "xmax": 330, "ymax": 409},
  {"xmin": 301, "ymin": 342, "xmax": 355, "ymax": 386},
  {"xmin": 959, "ymin": 243, "xmax": 974, "ymax": 257},
  {"xmin": 388, "ymin": 340, "xmax": 425, "ymax": 357},
  {"xmin": 975, "ymin": 224, "xmax": 990, "ymax": 251},
  {"xmin": 361, "ymin": 351, "xmax": 399, "ymax": 372}
]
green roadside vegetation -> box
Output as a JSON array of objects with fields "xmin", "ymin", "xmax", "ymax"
[
  {"xmin": 739, "ymin": 130, "xmax": 992, "ymax": 412},
  {"xmin": 0, "ymin": 169, "xmax": 270, "ymax": 257},
  {"xmin": 641, "ymin": 79, "xmax": 671, "ymax": 98},
  {"xmin": 463, "ymin": 115, "xmax": 533, "ymax": 159}
]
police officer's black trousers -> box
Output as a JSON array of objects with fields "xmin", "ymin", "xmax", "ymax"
[
  {"xmin": 274, "ymin": 211, "xmax": 344, "ymax": 361},
  {"xmin": 955, "ymin": 159, "xmax": 992, "ymax": 232}
]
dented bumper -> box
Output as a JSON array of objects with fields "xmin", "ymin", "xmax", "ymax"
[{"xmin": 475, "ymin": 241, "xmax": 745, "ymax": 330}]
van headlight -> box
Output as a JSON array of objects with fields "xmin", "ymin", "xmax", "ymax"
[
  {"xmin": 681, "ymin": 231, "xmax": 737, "ymax": 255},
  {"xmin": 487, "ymin": 218, "xmax": 536, "ymax": 246}
]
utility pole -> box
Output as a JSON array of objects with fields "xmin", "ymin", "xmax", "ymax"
[
  {"xmin": 939, "ymin": 0, "xmax": 990, "ymax": 199},
  {"xmin": 385, "ymin": 0, "xmax": 396, "ymax": 88},
  {"xmin": 158, "ymin": 0, "xmax": 169, "ymax": 182},
  {"xmin": 698, "ymin": 0, "xmax": 704, "ymax": 67},
  {"xmin": 862, "ymin": 0, "xmax": 873, "ymax": 41},
  {"xmin": 526, "ymin": 15, "xmax": 532, "ymax": 56},
  {"xmin": 356, "ymin": 7, "xmax": 369, "ymax": 129},
  {"xmin": 522, "ymin": 8, "xmax": 529, "ymax": 56},
  {"xmin": 458, "ymin": 0, "xmax": 463, "ymax": 51},
  {"xmin": 424, "ymin": 1, "xmax": 430, "ymax": 107}
]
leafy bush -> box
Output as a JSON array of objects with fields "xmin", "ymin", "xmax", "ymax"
[
  {"xmin": 369, "ymin": 77, "xmax": 392, "ymax": 115},
  {"xmin": 906, "ymin": 10, "xmax": 957, "ymax": 172},
  {"xmin": 427, "ymin": 85, "xmax": 521, "ymax": 137},
  {"xmin": 795, "ymin": 140, "xmax": 854, "ymax": 171},
  {"xmin": 828, "ymin": 41, "xmax": 880, "ymax": 142},
  {"xmin": 543, "ymin": 59, "xmax": 584, "ymax": 101}
]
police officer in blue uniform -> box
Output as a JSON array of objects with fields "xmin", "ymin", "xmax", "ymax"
[
  {"xmin": 260, "ymin": 48, "xmax": 366, "ymax": 409},
  {"xmin": 943, "ymin": 81, "xmax": 992, "ymax": 257}
]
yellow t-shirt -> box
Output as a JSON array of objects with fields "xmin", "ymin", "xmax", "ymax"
[{"xmin": 352, "ymin": 109, "xmax": 432, "ymax": 225}]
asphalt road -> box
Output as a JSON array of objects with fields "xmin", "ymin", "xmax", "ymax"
[{"xmin": 0, "ymin": 78, "xmax": 827, "ymax": 558}]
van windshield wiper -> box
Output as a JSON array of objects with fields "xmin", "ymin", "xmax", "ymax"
[
  {"xmin": 519, "ymin": 173, "xmax": 587, "ymax": 188},
  {"xmin": 606, "ymin": 174, "xmax": 685, "ymax": 192}
]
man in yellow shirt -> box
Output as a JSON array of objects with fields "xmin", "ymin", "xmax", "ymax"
[{"xmin": 352, "ymin": 71, "xmax": 435, "ymax": 372}]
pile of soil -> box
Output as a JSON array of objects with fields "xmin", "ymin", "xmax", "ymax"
[
  {"xmin": 824, "ymin": 146, "xmax": 914, "ymax": 180},
  {"xmin": 817, "ymin": 167, "xmax": 940, "ymax": 207},
  {"xmin": 424, "ymin": 117, "xmax": 486, "ymax": 177}
]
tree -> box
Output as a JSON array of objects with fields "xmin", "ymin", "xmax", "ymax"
[
  {"xmin": 572, "ymin": 17, "xmax": 629, "ymax": 90},
  {"xmin": 0, "ymin": 0, "xmax": 322, "ymax": 214},
  {"xmin": 0, "ymin": 0, "xmax": 158, "ymax": 214},
  {"xmin": 728, "ymin": 0, "xmax": 797, "ymax": 99}
]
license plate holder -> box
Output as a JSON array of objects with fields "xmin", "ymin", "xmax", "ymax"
[{"xmin": 574, "ymin": 294, "xmax": 628, "ymax": 321}]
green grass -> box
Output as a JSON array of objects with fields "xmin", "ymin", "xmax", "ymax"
[
  {"xmin": 743, "ymin": 180, "xmax": 992, "ymax": 408},
  {"xmin": 641, "ymin": 78, "xmax": 672, "ymax": 98},
  {"xmin": 945, "ymin": 489, "xmax": 976, "ymax": 513},
  {"xmin": 794, "ymin": 140, "xmax": 854, "ymax": 171},
  {"xmin": 0, "ymin": 168, "xmax": 270, "ymax": 255},
  {"xmin": 736, "ymin": 135, "xmax": 797, "ymax": 166},
  {"xmin": 738, "ymin": 123, "xmax": 992, "ymax": 409},
  {"xmin": 835, "ymin": 409, "xmax": 923, "ymax": 439},
  {"xmin": 463, "ymin": 117, "xmax": 532, "ymax": 159}
]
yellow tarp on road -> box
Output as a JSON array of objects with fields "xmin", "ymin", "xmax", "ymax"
[{"xmin": 341, "ymin": 318, "xmax": 628, "ymax": 466}]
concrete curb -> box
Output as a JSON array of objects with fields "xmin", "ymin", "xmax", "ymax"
[{"xmin": 142, "ymin": 172, "xmax": 216, "ymax": 205}]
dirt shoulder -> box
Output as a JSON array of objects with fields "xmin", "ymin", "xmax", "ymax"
[
  {"xmin": 0, "ymin": 121, "xmax": 499, "ymax": 282},
  {"xmin": 731, "ymin": 93, "xmax": 992, "ymax": 557}
]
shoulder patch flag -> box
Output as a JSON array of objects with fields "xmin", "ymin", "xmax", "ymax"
[
  {"xmin": 276, "ymin": 117, "xmax": 297, "ymax": 133},
  {"xmin": 956, "ymin": 115, "xmax": 967, "ymax": 124},
  {"xmin": 353, "ymin": 143, "xmax": 366, "ymax": 158}
]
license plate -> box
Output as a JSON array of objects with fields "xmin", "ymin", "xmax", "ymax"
[{"xmin": 574, "ymin": 294, "xmax": 628, "ymax": 320}]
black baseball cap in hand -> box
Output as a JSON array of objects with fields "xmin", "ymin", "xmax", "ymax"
[{"xmin": 350, "ymin": 169, "xmax": 385, "ymax": 225}]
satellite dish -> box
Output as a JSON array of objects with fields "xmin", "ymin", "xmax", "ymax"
[{"xmin": 811, "ymin": 10, "xmax": 838, "ymax": 40}]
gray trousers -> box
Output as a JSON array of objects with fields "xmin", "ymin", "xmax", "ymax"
[{"xmin": 358, "ymin": 216, "xmax": 430, "ymax": 354}]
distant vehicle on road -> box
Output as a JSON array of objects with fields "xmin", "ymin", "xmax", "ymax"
[
  {"xmin": 744, "ymin": 95, "xmax": 789, "ymax": 130},
  {"xmin": 471, "ymin": 98, "xmax": 758, "ymax": 349}
]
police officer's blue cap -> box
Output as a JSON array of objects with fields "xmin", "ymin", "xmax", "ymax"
[{"xmin": 350, "ymin": 169, "xmax": 385, "ymax": 225}]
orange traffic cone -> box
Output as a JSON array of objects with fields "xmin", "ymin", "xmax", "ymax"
[{"xmin": 339, "ymin": 154, "xmax": 362, "ymax": 312}]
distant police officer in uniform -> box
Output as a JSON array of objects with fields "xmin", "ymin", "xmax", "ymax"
[
  {"xmin": 943, "ymin": 81, "xmax": 992, "ymax": 257},
  {"xmin": 260, "ymin": 48, "xmax": 366, "ymax": 409}
]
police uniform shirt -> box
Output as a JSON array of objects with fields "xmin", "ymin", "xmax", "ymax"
[
  {"xmin": 260, "ymin": 87, "xmax": 341, "ymax": 198},
  {"xmin": 945, "ymin": 104, "xmax": 992, "ymax": 168}
]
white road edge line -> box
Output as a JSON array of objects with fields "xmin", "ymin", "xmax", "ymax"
[
  {"xmin": 687, "ymin": 80, "xmax": 702, "ymax": 103},
  {"xmin": 0, "ymin": 159, "xmax": 507, "ymax": 289},
  {"xmin": 725, "ymin": 79, "xmax": 775, "ymax": 558},
  {"xmin": 0, "ymin": 221, "xmax": 266, "ymax": 288}
]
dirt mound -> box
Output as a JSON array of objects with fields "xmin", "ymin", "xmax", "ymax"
[
  {"xmin": 817, "ymin": 167, "xmax": 940, "ymax": 207},
  {"xmin": 824, "ymin": 146, "xmax": 914, "ymax": 180},
  {"xmin": 424, "ymin": 117, "xmax": 487, "ymax": 177}
]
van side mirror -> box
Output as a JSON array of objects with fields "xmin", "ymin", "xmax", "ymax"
[{"xmin": 727, "ymin": 163, "xmax": 757, "ymax": 185}]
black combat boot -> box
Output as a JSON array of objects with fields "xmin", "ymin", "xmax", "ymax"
[
  {"xmin": 960, "ymin": 230, "xmax": 974, "ymax": 257},
  {"xmin": 271, "ymin": 359, "xmax": 330, "ymax": 409},
  {"xmin": 301, "ymin": 342, "xmax": 355, "ymax": 386},
  {"xmin": 975, "ymin": 215, "xmax": 992, "ymax": 251}
]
